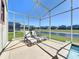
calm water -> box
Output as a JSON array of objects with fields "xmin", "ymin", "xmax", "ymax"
[
  {"xmin": 68, "ymin": 45, "xmax": 79, "ymax": 59},
  {"xmin": 41, "ymin": 32, "xmax": 79, "ymax": 38}
]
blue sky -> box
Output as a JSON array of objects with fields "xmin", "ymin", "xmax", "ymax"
[{"xmin": 8, "ymin": 0, "xmax": 79, "ymax": 27}]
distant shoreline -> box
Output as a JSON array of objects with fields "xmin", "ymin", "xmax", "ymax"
[{"xmin": 52, "ymin": 31, "xmax": 79, "ymax": 35}]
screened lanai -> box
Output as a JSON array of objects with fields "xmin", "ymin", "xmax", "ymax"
[
  {"xmin": 0, "ymin": 0, "xmax": 79, "ymax": 59},
  {"xmin": 8, "ymin": 0, "xmax": 79, "ymax": 43}
]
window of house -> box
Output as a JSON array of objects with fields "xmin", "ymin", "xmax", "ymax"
[{"xmin": 1, "ymin": 0, "xmax": 5, "ymax": 24}]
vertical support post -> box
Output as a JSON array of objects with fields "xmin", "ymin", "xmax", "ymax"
[
  {"xmin": 24, "ymin": 17, "xmax": 26, "ymax": 36},
  {"xmin": 39, "ymin": 18, "xmax": 41, "ymax": 36},
  {"xmin": 13, "ymin": 14, "xmax": 16, "ymax": 40},
  {"xmin": 71, "ymin": 0, "xmax": 73, "ymax": 43},
  {"xmin": 28, "ymin": 16, "xmax": 29, "ymax": 31},
  {"xmin": 49, "ymin": 12, "xmax": 51, "ymax": 39}
]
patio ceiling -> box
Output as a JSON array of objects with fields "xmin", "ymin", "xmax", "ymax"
[{"xmin": 8, "ymin": 0, "xmax": 65, "ymax": 18}]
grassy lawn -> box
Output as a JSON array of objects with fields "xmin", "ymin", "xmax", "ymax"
[
  {"xmin": 41, "ymin": 29, "xmax": 79, "ymax": 43},
  {"xmin": 41, "ymin": 33, "xmax": 69, "ymax": 42},
  {"xmin": 73, "ymin": 38, "xmax": 79, "ymax": 43},
  {"xmin": 41, "ymin": 33, "xmax": 79, "ymax": 43},
  {"xmin": 8, "ymin": 32, "xmax": 13, "ymax": 41},
  {"xmin": 8, "ymin": 31, "xmax": 24, "ymax": 41},
  {"xmin": 8, "ymin": 31, "xmax": 79, "ymax": 43}
]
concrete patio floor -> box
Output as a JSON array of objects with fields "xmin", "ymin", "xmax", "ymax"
[{"xmin": 0, "ymin": 39, "xmax": 71, "ymax": 59}]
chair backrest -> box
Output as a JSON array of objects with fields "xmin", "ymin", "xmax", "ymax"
[
  {"xmin": 32, "ymin": 31, "xmax": 37, "ymax": 36},
  {"xmin": 25, "ymin": 31, "xmax": 31, "ymax": 38}
]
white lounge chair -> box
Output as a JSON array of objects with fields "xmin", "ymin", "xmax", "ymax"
[
  {"xmin": 24, "ymin": 31, "xmax": 37, "ymax": 46},
  {"xmin": 32, "ymin": 31, "xmax": 48, "ymax": 42},
  {"xmin": 32, "ymin": 31, "xmax": 42, "ymax": 42}
]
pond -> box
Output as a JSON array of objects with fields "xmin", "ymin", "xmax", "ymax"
[{"xmin": 41, "ymin": 32, "xmax": 79, "ymax": 38}]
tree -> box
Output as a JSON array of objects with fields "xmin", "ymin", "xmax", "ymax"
[
  {"xmin": 66, "ymin": 25, "xmax": 79, "ymax": 30},
  {"xmin": 73, "ymin": 25, "xmax": 79, "ymax": 29},
  {"xmin": 51, "ymin": 26, "xmax": 57, "ymax": 29},
  {"xmin": 58, "ymin": 25, "xmax": 66, "ymax": 30},
  {"xmin": 8, "ymin": 22, "xmax": 21, "ymax": 32}
]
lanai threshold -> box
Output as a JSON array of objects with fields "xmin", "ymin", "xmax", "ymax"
[{"xmin": 0, "ymin": 39, "xmax": 71, "ymax": 59}]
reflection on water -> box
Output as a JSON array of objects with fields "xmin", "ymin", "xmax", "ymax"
[{"xmin": 41, "ymin": 32, "xmax": 79, "ymax": 38}]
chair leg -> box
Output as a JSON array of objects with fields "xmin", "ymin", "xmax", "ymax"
[{"xmin": 27, "ymin": 43, "xmax": 32, "ymax": 47}]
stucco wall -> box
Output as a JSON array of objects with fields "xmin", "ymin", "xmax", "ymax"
[
  {"xmin": 0, "ymin": 0, "xmax": 2, "ymax": 52},
  {"xmin": 0, "ymin": 0, "xmax": 8, "ymax": 52},
  {"xmin": 3, "ymin": 0, "xmax": 8, "ymax": 48}
]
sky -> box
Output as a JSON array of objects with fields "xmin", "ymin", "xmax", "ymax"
[{"xmin": 8, "ymin": 0, "xmax": 79, "ymax": 27}]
